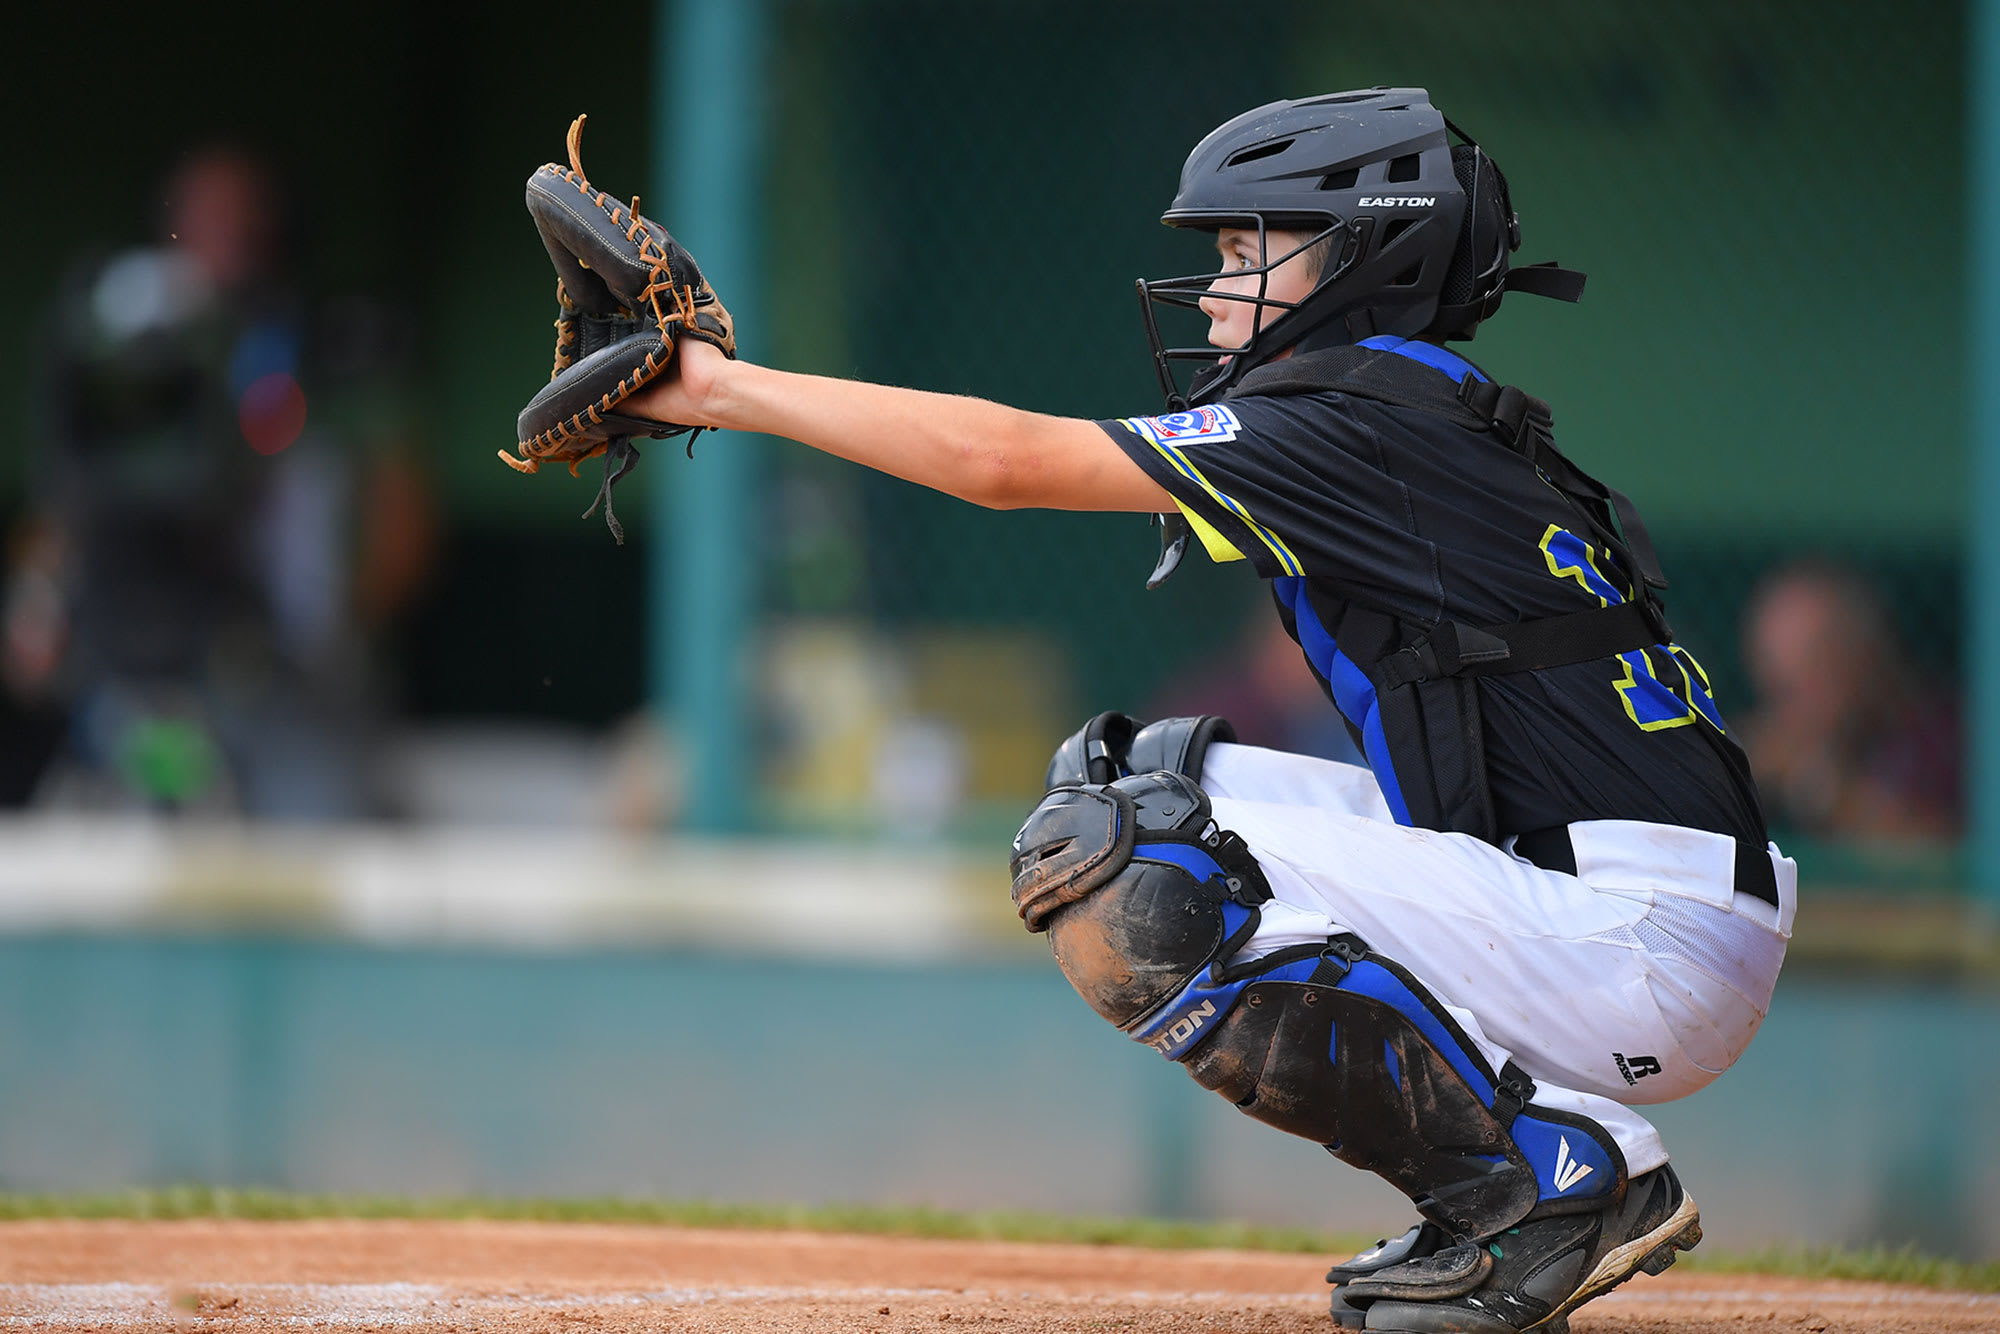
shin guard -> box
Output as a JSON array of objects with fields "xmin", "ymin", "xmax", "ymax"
[
  {"xmin": 1144, "ymin": 937, "xmax": 1628, "ymax": 1239},
  {"xmin": 1011, "ymin": 775, "xmax": 1626, "ymax": 1242}
]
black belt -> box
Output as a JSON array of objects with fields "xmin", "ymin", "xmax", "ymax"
[{"xmin": 1512, "ymin": 824, "xmax": 1779, "ymax": 908}]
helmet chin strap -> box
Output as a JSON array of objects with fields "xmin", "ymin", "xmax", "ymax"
[{"xmin": 1189, "ymin": 293, "xmax": 1360, "ymax": 405}]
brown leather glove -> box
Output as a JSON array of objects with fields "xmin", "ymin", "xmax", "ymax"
[{"xmin": 505, "ymin": 114, "xmax": 737, "ymax": 542}]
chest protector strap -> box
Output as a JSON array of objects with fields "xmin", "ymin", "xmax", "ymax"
[
  {"xmin": 1230, "ymin": 346, "xmax": 1679, "ymax": 843},
  {"xmin": 1415, "ymin": 380, "xmax": 1673, "ymax": 694},
  {"xmin": 1373, "ymin": 602, "xmax": 1660, "ymax": 691}
]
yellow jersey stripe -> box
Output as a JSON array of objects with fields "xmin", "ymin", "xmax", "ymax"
[
  {"xmin": 1172, "ymin": 499, "xmax": 1247, "ymax": 563},
  {"xmin": 1127, "ymin": 429, "xmax": 1303, "ymax": 576}
]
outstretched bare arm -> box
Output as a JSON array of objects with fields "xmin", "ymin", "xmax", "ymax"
[{"xmin": 625, "ymin": 340, "xmax": 1172, "ymax": 514}]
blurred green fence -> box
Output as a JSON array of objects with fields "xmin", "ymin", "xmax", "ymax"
[
  {"xmin": 3, "ymin": 1, "xmax": 1971, "ymax": 885},
  {"xmin": 714, "ymin": 0, "xmax": 1969, "ymax": 878}
]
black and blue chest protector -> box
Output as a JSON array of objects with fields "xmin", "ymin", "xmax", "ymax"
[{"xmin": 1216, "ymin": 338, "xmax": 1771, "ymax": 902}]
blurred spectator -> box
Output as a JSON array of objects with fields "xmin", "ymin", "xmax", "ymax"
[
  {"xmin": 5, "ymin": 146, "xmax": 436, "ymax": 817},
  {"xmin": 1738, "ymin": 561, "xmax": 1961, "ymax": 841},
  {"xmin": 1148, "ymin": 608, "xmax": 1365, "ymax": 765},
  {"xmin": 0, "ymin": 517, "xmax": 68, "ymax": 803}
]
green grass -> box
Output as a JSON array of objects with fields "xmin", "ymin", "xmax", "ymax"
[
  {"xmin": 1675, "ymin": 1239, "xmax": 2000, "ymax": 1293},
  {"xmin": 0, "ymin": 1187, "xmax": 1354, "ymax": 1252},
  {"xmin": 0, "ymin": 1188, "xmax": 1993, "ymax": 1293}
]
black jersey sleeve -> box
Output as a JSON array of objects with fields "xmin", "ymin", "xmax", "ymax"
[{"xmin": 1097, "ymin": 394, "xmax": 1445, "ymax": 617}]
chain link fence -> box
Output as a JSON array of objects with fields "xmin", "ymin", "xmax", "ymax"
[
  {"xmin": 3, "ymin": 0, "xmax": 1968, "ymax": 887},
  {"xmin": 741, "ymin": 0, "xmax": 1967, "ymax": 884}
]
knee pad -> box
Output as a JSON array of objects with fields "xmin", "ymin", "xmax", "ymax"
[
  {"xmin": 1129, "ymin": 714, "xmax": 1237, "ymax": 782},
  {"xmin": 1009, "ymin": 771, "xmax": 1269, "ymax": 1029},
  {"xmin": 1043, "ymin": 712, "xmax": 1237, "ymax": 789},
  {"xmin": 1152, "ymin": 938, "xmax": 1629, "ymax": 1238}
]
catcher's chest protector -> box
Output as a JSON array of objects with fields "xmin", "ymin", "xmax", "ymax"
[
  {"xmin": 1223, "ymin": 344, "xmax": 1687, "ymax": 848},
  {"xmin": 1011, "ymin": 772, "xmax": 1626, "ymax": 1242}
]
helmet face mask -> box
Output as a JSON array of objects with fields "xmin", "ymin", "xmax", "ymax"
[{"xmin": 1135, "ymin": 216, "xmax": 1359, "ymax": 409}]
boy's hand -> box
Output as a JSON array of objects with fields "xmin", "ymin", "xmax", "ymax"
[{"xmin": 625, "ymin": 336, "xmax": 731, "ymax": 433}]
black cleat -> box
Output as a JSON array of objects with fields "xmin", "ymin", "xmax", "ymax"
[
  {"xmin": 1346, "ymin": 1164, "xmax": 1702, "ymax": 1332},
  {"xmin": 1326, "ymin": 1222, "xmax": 1451, "ymax": 1329}
]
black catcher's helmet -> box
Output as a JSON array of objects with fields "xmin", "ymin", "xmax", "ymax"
[{"xmin": 1137, "ymin": 88, "xmax": 1585, "ymax": 407}]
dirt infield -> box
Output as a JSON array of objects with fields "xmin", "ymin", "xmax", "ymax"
[{"xmin": 0, "ymin": 1220, "xmax": 1991, "ymax": 1332}]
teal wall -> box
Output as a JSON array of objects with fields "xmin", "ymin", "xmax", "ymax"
[{"xmin": 0, "ymin": 933, "xmax": 1992, "ymax": 1258}]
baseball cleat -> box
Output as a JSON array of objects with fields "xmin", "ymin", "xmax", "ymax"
[
  {"xmin": 1326, "ymin": 1222, "xmax": 1450, "ymax": 1329},
  {"xmin": 1343, "ymin": 1164, "xmax": 1701, "ymax": 1332}
]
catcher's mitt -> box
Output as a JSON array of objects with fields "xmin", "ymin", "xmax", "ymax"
[{"xmin": 505, "ymin": 114, "xmax": 736, "ymax": 542}]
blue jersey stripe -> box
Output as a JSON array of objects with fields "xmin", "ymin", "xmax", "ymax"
[{"xmin": 1275, "ymin": 576, "xmax": 1413, "ymax": 825}]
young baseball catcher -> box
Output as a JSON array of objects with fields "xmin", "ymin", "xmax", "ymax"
[{"xmin": 511, "ymin": 91, "xmax": 1794, "ymax": 1334}]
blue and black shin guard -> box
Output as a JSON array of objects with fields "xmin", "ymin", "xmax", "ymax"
[{"xmin": 1011, "ymin": 771, "xmax": 1625, "ymax": 1243}]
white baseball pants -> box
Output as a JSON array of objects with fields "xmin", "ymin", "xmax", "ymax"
[{"xmin": 1200, "ymin": 742, "xmax": 1798, "ymax": 1174}]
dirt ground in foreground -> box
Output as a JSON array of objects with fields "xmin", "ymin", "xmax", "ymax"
[{"xmin": 0, "ymin": 1220, "xmax": 1990, "ymax": 1333}]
